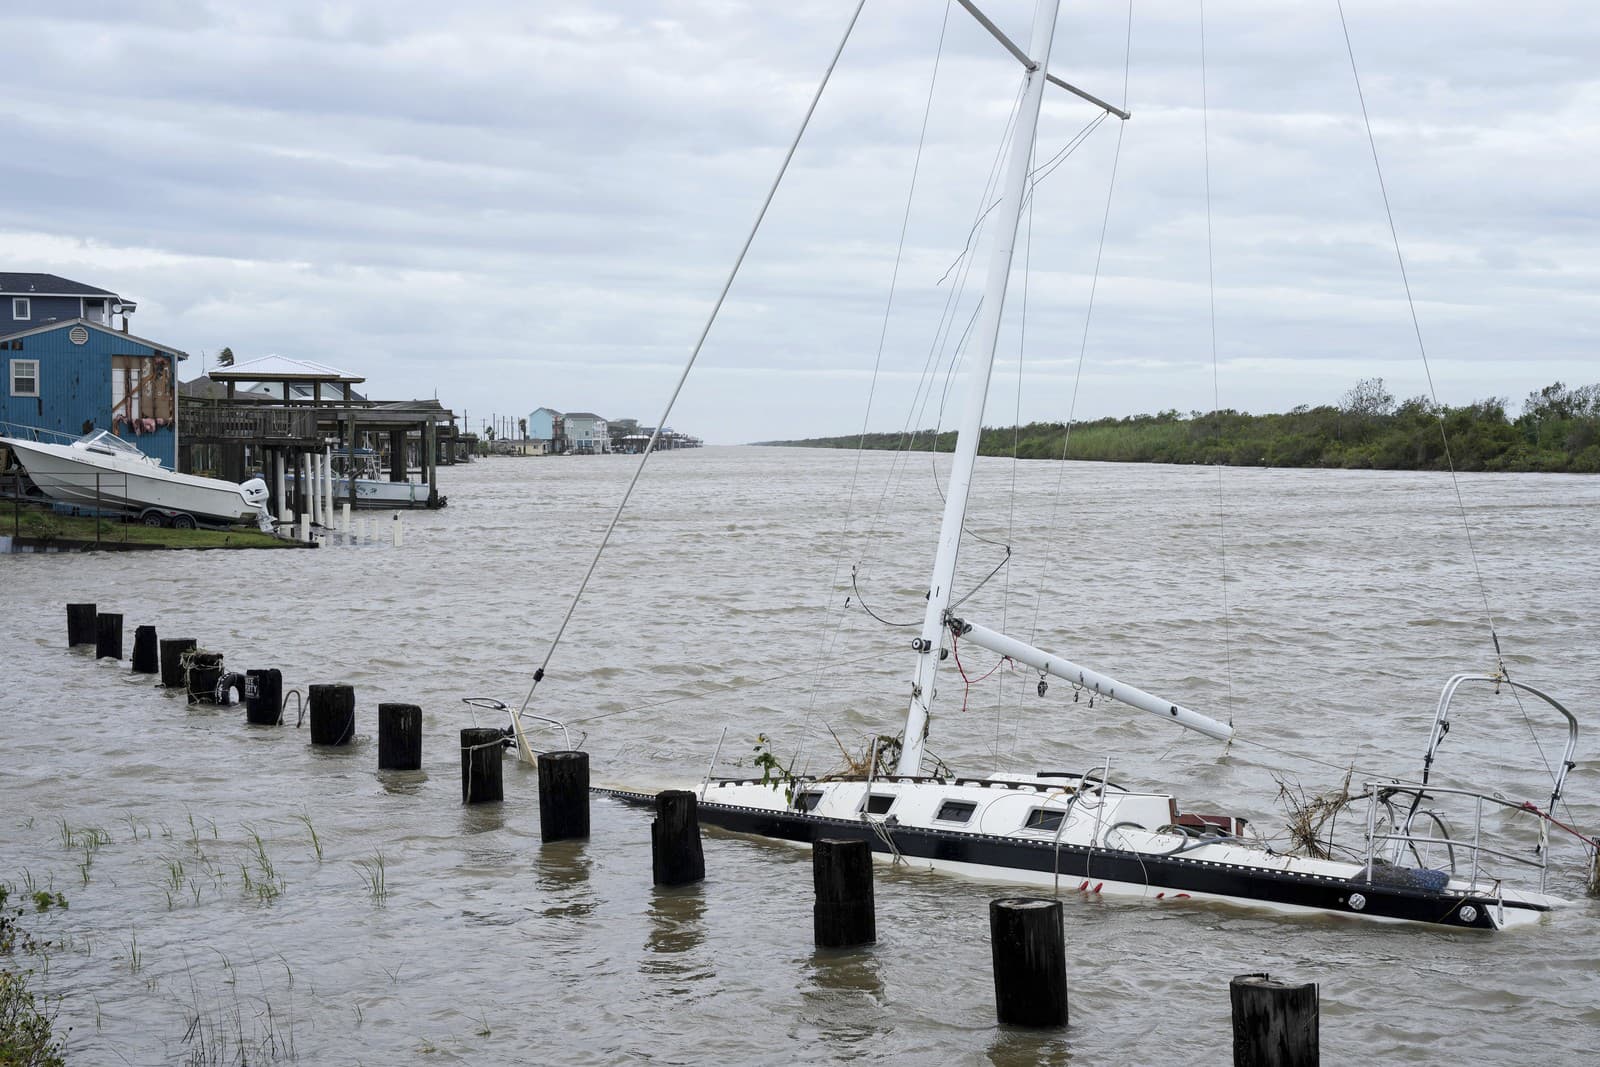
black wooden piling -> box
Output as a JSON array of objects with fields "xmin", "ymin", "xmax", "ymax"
[
  {"xmin": 159, "ymin": 639, "xmax": 197, "ymax": 689},
  {"xmin": 990, "ymin": 897, "xmax": 1068, "ymax": 1028},
  {"xmin": 245, "ymin": 669, "xmax": 283, "ymax": 726},
  {"xmin": 130, "ymin": 625, "xmax": 159, "ymax": 674},
  {"xmin": 378, "ymin": 703, "xmax": 422, "ymax": 770},
  {"xmin": 184, "ymin": 652, "xmax": 224, "ymax": 704},
  {"xmin": 460, "ymin": 727, "xmax": 504, "ymax": 804},
  {"xmin": 813, "ymin": 838, "xmax": 875, "ymax": 948},
  {"xmin": 1230, "ymin": 973, "xmax": 1319, "ymax": 1067},
  {"xmin": 651, "ymin": 790, "xmax": 705, "ymax": 887},
  {"xmin": 94, "ymin": 612, "xmax": 123, "ymax": 660},
  {"xmin": 537, "ymin": 750, "xmax": 590, "ymax": 842},
  {"xmin": 67, "ymin": 603, "xmax": 97, "ymax": 647},
  {"xmin": 307, "ymin": 684, "xmax": 356, "ymax": 745}
]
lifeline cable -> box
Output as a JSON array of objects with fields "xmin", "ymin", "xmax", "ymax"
[{"xmin": 512, "ymin": 0, "xmax": 869, "ymax": 736}]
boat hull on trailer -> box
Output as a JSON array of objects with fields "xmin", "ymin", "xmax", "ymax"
[
  {"xmin": 3, "ymin": 435, "xmax": 266, "ymax": 525},
  {"xmin": 597, "ymin": 775, "xmax": 1559, "ymax": 931}
]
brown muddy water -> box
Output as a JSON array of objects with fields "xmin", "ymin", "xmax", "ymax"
[{"xmin": 2, "ymin": 446, "xmax": 1597, "ymax": 1064}]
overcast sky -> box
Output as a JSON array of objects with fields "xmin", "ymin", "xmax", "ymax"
[{"xmin": 3, "ymin": 2, "xmax": 1595, "ymax": 443}]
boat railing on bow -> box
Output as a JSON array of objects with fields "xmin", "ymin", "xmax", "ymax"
[{"xmin": 1361, "ymin": 782, "xmax": 1554, "ymax": 894}]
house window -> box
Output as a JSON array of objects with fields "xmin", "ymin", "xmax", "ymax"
[
  {"xmin": 12, "ymin": 297, "xmax": 29, "ymax": 320},
  {"xmin": 10, "ymin": 359, "xmax": 40, "ymax": 398}
]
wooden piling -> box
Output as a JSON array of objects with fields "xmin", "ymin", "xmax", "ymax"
[
  {"xmin": 460, "ymin": 727, "xmax": 504, "ymax": 804},
  {"xmin": 1230, "ymin": 973, "xmax": 1319, "ymax": 1067},
  {"xmin": 67, "ymin": 603, "xmax": 97, "ymax": 647},
  {"xmin": 989, "ymin": 897, "xmax": 1068, "ymax": 1028},
  {"xmin": 651, "ymin": 790, "xmax": 705, "ymax": 887},
  {"xmin": 159, "ymin": 639, "xmax": 197, "ymax": 689},
  {"xmin": 245, "ymin": 669, "xmax": 283, "ymax": 725},
  {"xmin": 813, "ymin": 838, "xmax": 875, "ymax": 948},
  {"xmin": 94, "ymin": 612, "xmax": 123, "ymax": 660},
  {"xmin": 307, "ymin": 683, "xmax": 356, "ymax": 745},
  {"xmin": 378, "ymin": 703, "xmax": 422, "ymax": 770},
  {"xmin": 130, "ymin": 625, "xmax": 159, "ymax": 674},
  {"xmin": 184, "ymin": 652, "xmax": 224, "ymax": 704},
  {"xmin": 537, "ymin": 750, "xmax": 590, "ymax": 842}
]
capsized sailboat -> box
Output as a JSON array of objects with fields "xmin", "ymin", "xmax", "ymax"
[{"xmin": 511, "ymin": 0, "xmax": 1594, "ymax": 931}]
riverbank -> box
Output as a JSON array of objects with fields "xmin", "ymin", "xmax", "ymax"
[{"xmin": 759, "ymin": 382, "xmax": 1600, "ymax": 473}]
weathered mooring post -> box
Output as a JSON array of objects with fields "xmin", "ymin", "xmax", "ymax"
[
  {"xmin": 537, "ymin": 750, "xmax": 590, "ymax": 842},
  {"xmin": 130, "ymin": 625, "xmax": 159, "ymax": 674},
  {"xmin": 159, "ymin": 639, "xmax": 197, "ymax": 689},
  {"xmin": 378, "ymin": 703, "xmax": 422, "ymax": 770},
  {"xmin": 308, "ymin": 683, "xmax": 356, "ymax": 745},
  {"xmin": 1230, "ymin": 973, "xmax": 1319, "ymax": 1067},
  {"xmin": 94, "ymin": 612, "xmax": 123, "ymax": 660},
  {"xmin": 460, "ymin": 727, "xmax": 504, "ymax": 804},
  {"xmin": 184, "ymin": 651, "xmax": 224, "ymax": 704},
  {"xmin": 990, "ymin": 897, "xmax": 1068, "ymax": 1028},
  {"xmin": 651, "ymin": 790, "xmax": 705, "ymax": 886},
  {"xmin": 67, "ymin": 603, "xmax": 97, "ymax": 647},
  {"xmin": 813, "ymin": 838, "xmax": 875, "ymax": 948},
  {"xmin": 245, "ymin": 669, "xmax": 284, "ymax": 726}
]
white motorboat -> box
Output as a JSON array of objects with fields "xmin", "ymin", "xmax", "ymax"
[
  {"xmin": 2, "ymin": 429, "xmax": 271, "ymax": 529},
  {"xmin": 286, "ymin": 448, "xmax": 442, "ymax": 510},
  {"xmin": 490, "ymin": 2, "xmax": 1594, "ymax": 931}
]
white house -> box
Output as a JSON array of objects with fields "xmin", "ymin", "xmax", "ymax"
[{"xmin": 563, "ymin": 412, "xmax": 608, "ymax": 454}]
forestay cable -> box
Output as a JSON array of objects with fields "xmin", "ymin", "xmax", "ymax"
[{"xmin": 512, "ymin": 1, "xmax": 869, "ymax": 737}]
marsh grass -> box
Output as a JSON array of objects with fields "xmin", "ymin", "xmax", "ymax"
[
  {"xmin": 353, "ymin": 852, "xmax": 388, "ymax": 905},
  {"xmin": 293, "ymin": 811, "xmax": 323, "ymax": 862}
]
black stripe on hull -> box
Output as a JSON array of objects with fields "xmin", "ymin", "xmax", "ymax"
[{"xmin": 596, "ymin": 788, "xmax": 1545, "ymax": 930}]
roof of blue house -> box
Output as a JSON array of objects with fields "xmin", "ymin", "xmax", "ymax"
[{"xmin": 0, "ymin": 273, "xmax": 119, "ymax": 297}]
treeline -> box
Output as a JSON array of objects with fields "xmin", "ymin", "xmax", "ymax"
[{"xmin": 760, "ymin": 380, "xmax": 1600, "ymax": 473}]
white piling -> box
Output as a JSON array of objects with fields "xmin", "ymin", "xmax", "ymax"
[
  {"xmin": 392, "ymin": 513, "xmax": 404, "ymax": 547},
  {"xmin": 323, "ymin": 446, "xmax": 335, "ymax": 527},
  {"xmin": 274, "ymin": 452, "xmax": 288, "ymax": 523},
  {"xmin": 303, "ymin": 454, "xmax": 317, "ymax": 527},
  {"xmin": 341, "ymin": 501, "xmax": 352, "ymax": 534},
  {"xmin": 299, "ymin": 513, "xmax": 311, "ymax": 542}
]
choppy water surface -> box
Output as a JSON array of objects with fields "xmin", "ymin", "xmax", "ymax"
[{"xmin": 2, "ymin": 447, "xmax": 1597, "ymax": 1064}]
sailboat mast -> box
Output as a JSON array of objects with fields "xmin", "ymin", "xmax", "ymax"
[{"xmin": 898, "ymin": 0, "xmax": 1062, "ymax": 775}]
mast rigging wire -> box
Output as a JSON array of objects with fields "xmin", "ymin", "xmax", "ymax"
[{"xmin": 513, "ymin": 0, "xmax": 868, "ymax": 726}]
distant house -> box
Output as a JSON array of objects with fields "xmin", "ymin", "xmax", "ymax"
[
  {"xmin": 2, "ymin": 273, "xmax": 136, "ymax": 337},
  {"xmin": 527, "ymin": 406, "xmax": 564, "ymax": 453},
  {"xmin": 0, "ymin": 318, "xmax": 186, "ymax": 468},
  {"xmin": 563, "ymin": 412, "xmax": 609, "ymax": 454}
]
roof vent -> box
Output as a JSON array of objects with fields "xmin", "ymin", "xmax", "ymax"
[{"xmin": 69, "ymin": 326, "xmax": 89, "ymax": 345}]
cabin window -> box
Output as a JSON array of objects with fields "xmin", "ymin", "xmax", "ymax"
[
  {"xmin": 935, "ymin": 800, "xmax": 976, "ymax": 824},
  {"xmin": 864, "ymin": 794, "xmax": 895, "ymax": 815},
  {"xmin": 9, "ymin": 359, "xmax": 39, "ymax": 398},
  {"xmin": 795, "ymin": 791, "xmax": 823, "ymax": 813},
  {"xmin": 11, "ymin": 298, "xmax": 28, "ymax": 321},
  {"xmin": 110, "ymin": 355, "xmax": 174, "ymax": 425},
  {"xmin": 1024, "ymin": 808, "xmax": 1065, "ymax": 833}
]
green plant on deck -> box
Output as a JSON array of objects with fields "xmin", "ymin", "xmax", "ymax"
[{"xmin": 751, "ymin": 734, "xmax": 798, "ymax": 803}]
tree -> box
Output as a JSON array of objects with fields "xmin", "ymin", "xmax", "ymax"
[
  {"xmin": 1341, "ymin": 377, "xmax": 1394, "ymax": 417},
  {"xmin": 217, "ymin": 347, "xmax": 234, "ymax": 367},
  {"xmin": 518, "ymin": 417, "xmax": 527, "ymax": 440}
]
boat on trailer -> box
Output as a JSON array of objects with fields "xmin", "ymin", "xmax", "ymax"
[
  {"xmin": 2, "ymin": 429, "xmax": 271, "ymax": 529},
  {"xmin": 502, "ymin": 0, "xmax": 1593, "ymax": 931}
]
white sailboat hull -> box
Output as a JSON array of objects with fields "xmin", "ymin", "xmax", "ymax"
[{"xmin": 4, "ymin": 437, "xmax": 264, "ymax": 525}]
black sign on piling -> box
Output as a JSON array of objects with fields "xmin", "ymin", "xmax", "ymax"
[
  {"xmin": 651, "ymin": 790, "xmax": 705, "ymax": 887},
  {"xmin": 94, "ymin": 613, "xmax": 123, "ymax": 661},
  {"xmin": 460, "ymin": 727, "xmax": 504, "ymax": 804},
  {"xmin": 245, "ymin": 669, "xmax": 283, "ymax": 726},
  {"xmin": 67, "ymin": 603, "xmax": 97, "ymax": 647},
  {"xmin": 307, "ymin": 684, "xmax": 356, "ymax": 745},
  {"xmin": 1230, "ymin": 973, "xmax": 1319, "ymax": 1067},
  {"xmin": 159, "ymin": 639, "xmax": 197, "ymax": 689},
  {"xmin": 813, "ymin": 838, "xmax": 875, "ymax": 948},
  {"xmin": 989, "ymin": 897, "xmax": 1068, "ymax": 1028},
  {"xmin": 130, "ymin": 625, "xmax": 159, "ymax": 674},
  {"xmin": 184, "ymin": 652, "xmax": 224, "ymax": 705},
  {"xmin": 378, "ymin": 703, "xmax": 422, "ymax": 770},
  {"xmin": 537, "ymin": 750, "xmax": 590, "ymax": 842}
]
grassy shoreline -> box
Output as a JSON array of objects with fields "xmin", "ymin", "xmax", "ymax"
[
  {"xmin": 758, "ymin": 380, "xmax": 1600, "ymax": 474},
  {"xmin": 4, "ymin": 504, "xmax": 299, "ymax": 550}
]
